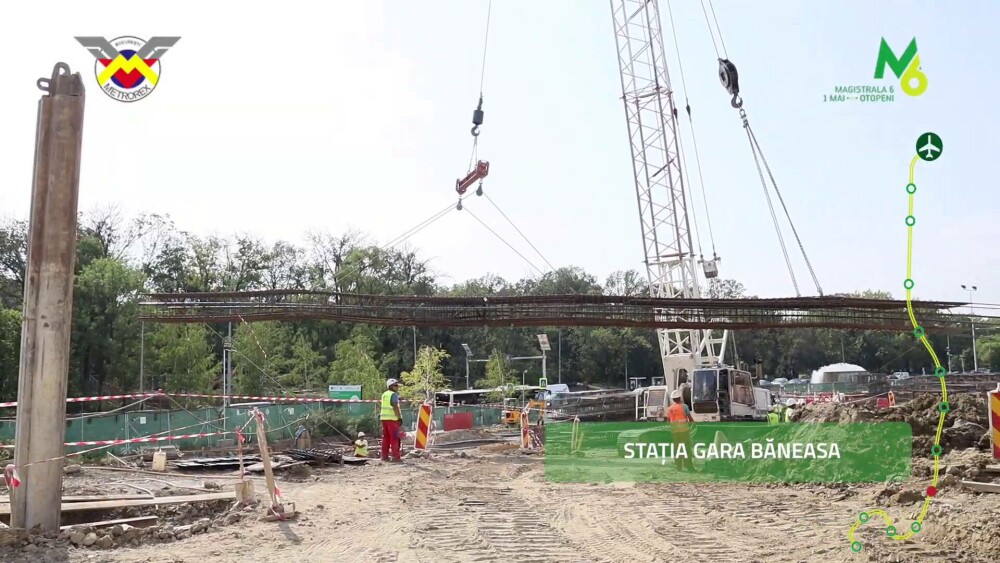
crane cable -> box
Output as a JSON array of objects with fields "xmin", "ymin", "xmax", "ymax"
[
  {"xmin": 701, "ymin": 0, "xmax": 823, "ymax": 297},
  {"xmin": 460, "ymin": 0, "xmax": 561, "ymax": 279},
  {"xmin": 665, "ymin": 0, "xmax": 718, "ymax": 264},
  {"xmin": 467, "ymin": 0, "xmax": 493, "ymax": 174}
]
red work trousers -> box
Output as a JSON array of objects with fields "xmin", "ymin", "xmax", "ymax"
[{"xmin": 381, "ymin": 419, "xmax": 402, "ymax": 461}]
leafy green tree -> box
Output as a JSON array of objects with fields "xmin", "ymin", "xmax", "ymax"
[
  {"xmin": 71, "ymin": 258, "xmax": 145, "ymax": 396},
  {"xmin": 399, "ymin": 345, "xmax": 449, "ymax": 401},
  {"xmin": 148, "ymin": 324, "xmax": 219, "ymax": 394},
  {"xmin": 0, "ymin": 307, "xmax": 21, "ymax": 401},
  {"xmin": 328, "ymin": 329, "xmax": 384, "ymax": 399},
  {"xmin": 476, "ymin": 349, "xmax": 517, "ymax": 403},
  {"xmin": 232, "ymin": 321, "xmax": 291, "ymax": 395}
]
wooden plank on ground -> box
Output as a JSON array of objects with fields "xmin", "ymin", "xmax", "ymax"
[
  {"xmin": 0, "ymin": 494, "xmax": 152, "ymax": 504},
  {"xmin": 60, "ymin": 515, "xmax": 159, "ymax": 530},
  {"xmin": 961, "ymin": 480, "xmax": 1000, "ymax": 494},
  {"xmin": 0, "ymin": 492, "xmax": 235, "ymax": 516}
]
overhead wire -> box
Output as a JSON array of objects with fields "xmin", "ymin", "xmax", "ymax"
[
  {"xmin": 701, "ymin": 0, "xmax": 822, "ymax": 297},
  {"xmin": 462, "ymin": 205, "xmax": 546, "ymax": 277},
  {"xmin": 482, "ymin": 193, "xmax": 558, "ymax": 272},
  {"xmin": 746, "ymin": 127, "xmax": 823, "ymax": 295},
  {"xmin": 665, "ymin": 0, "xmax": 717, "ymax": 261}
]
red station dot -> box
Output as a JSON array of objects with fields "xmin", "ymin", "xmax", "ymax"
[{"xmin": 926, "ymin": 486, "xmax": 938, "ymax": 497}]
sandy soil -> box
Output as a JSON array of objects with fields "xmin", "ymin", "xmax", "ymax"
[{"xmin": 1, "ymin": 440, "xmax": 993, "ymax": 563}]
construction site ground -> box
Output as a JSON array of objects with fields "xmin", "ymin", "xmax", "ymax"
[{"xmin": 3, "ymin": 413, "xmax": 999, "ymax": 563}]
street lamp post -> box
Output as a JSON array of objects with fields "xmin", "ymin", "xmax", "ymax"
[
  {"xmin": 462, "ymin": 343, "xmax": 472, "ymax": 389},
  {"xmin": 961, "ymin": 284, "xmax": 978, "ymax": 372},
  {"xmin": 537, "ymin": 334, "xmax": 551, "ymax": 385}
]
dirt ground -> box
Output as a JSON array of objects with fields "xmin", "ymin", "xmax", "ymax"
[
  {"xmin": 1, "ymin": 439, "xmax": 996, "ymax": 563},
  {"xmin": 0, "ymin": 409, "xmax": 1000, "ymax": 563}
]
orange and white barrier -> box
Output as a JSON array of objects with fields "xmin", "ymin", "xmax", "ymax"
[
  {"xmin": 888, "ymin": 391, "xmax": 896, "ymax": 406},
  {"xmin": 989, "ymin": 386, "xmax": 1000, "ymax": 460},
  {"xmin": 414, "ymin": 402, "xmax": 433, "ymax": 450},
  {"xmin": 520, "ymin": 406, "xmax": 530, "ymax": 449}
]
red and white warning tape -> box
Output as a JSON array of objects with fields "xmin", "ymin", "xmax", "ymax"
[
  {"xmin": 0, "ymin": 430, "xmax": 232, "ymax": 449},
  {"xmin": 0, "ymin": 390, "xmax": 521, "ymax": 409},
  {"xmin": 0, "ymin": 392, "xmax": 161, "ymax": 408}
]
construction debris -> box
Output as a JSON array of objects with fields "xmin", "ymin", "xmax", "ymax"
[
  {"xmin": 961, "ymin": 480, "xmax": 1000, "ymax": 494},
  {"xmin": 0, "ymin": 492, "xmax": 235, "ymax": 516},
  {"xmin": 172, "ymin": 455, "xmax": 262, "ymax": 470},
  {"xmin": 283, "ymin": 448, "xmax": 369, "ymax": 465},
  {"xmin": 796, "ymin": 393, "xmax": 992, "ymax": 455}
]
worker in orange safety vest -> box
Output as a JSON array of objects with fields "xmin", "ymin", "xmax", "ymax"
[{"xmin": 666, "ymin": 389, "xmax": 696, "ymax": 471}]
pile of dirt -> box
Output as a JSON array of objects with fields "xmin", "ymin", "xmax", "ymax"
[{"xmin": 794, "ymin": 393, "xmax": 991, "ymax": 455}]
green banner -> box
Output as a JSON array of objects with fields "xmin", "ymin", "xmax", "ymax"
[{"xmin": 544, "ymin": 422, "xmax": 912, "ymax": 483}]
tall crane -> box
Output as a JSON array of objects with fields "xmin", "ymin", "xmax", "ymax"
[{"xmin": 610, "ymin": 0, "xmax": 727, "ymax": 395}]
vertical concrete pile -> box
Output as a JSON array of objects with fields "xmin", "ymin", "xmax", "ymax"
[{"xmin": 12, "ymin": 63, "xmax": 86, "ymax": 531}]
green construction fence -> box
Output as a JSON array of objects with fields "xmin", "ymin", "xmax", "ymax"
[{"xmin": 0, "ymin": 401, "xmax": 502, "ymax": 456}]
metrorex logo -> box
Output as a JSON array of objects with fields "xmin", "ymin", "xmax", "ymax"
[
  {"xmin": 825, "ymin": 37, "xmax": 926, "ymax": 104},
  {"xmin": 874, "ymin": 38, "xmax": 927, "ymax": 96}
]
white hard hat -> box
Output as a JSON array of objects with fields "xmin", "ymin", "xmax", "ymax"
[
  {"xmin": 386, "ymin": 378, "xmax": 399, "ymax": 388},
  {"xmin": 785, "ymin": 398, "xmax": 797, "ymax": 407},
  {"xmin": 357, "ymin": 432, "xmax": 365, "ymax": 438},
  {"xmin": 797, "ymin": 399, "xmax": 806, "ymax": 406},
  {"xmin": 670, "ymin": 389, "xmax": 683, "ymax": 400}
]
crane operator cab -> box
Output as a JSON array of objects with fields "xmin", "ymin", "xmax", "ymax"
[{"xmin": 690, "ymin": 367, "xmax": 761, "ymax": 421}]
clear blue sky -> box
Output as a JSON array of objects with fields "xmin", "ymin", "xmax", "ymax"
[{"xmin": 0, "ymin": 0, "xmax": 996, "ymax": 307}]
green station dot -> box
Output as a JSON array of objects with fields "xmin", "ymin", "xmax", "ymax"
[
  {"xmin": 886, "ymin": 525, "xmax": 897, "ymax": 537},
  {"xmin": 906, "ymin": 183, "xmax": 917, "ymax": 194},
  {"xmin": 913, "ymin": 326, "xmax": 925, "ymax": 338},
  {"xmin": 904, "ymin": 279, "xmax": 915, "ymax": 290},
  {"xmin": 905, "ymin": 215, "xmax": 916, "ymax": 226},
  {"xmin": 931, "ymin": 444, "xmax": 943, "ymax": 456},
  {"xmin": 935, "ymin": 366, "xmax": 947, "ymax": 377},
  {"xmin": 911, "ymin": 522, "xmax": 922, "ymax": 533},
  {"xmin": 938, "ymin": 401, "xmax": 950, "ymax": 413},
  {"xmin": 859, "ymin": 512, "xmax": 870, "ymax": 523},
  {"xmin": 851, "ymin": 541, "xmax": 863, "ymax": 553}
]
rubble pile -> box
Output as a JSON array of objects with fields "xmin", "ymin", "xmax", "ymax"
[
  {"xmin": 795, "ymin": 393, "xmax": 992, "ymax": 455},
  {"xmin": 0, "ymin": 500, "xmax": 249, "ymax": 556}
]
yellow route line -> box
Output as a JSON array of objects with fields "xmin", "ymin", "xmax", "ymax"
[{"xmin": 847, "ymin": 154, "xmax": 948, "ymax": 552}]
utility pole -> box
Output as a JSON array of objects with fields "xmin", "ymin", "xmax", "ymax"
[
  {"xmin": 557, "ymin": 330, "xmax": 562, "ymax": 384},
  {"xmin": 12, "ymin": 63, "xmax": 85, "ymax": 531},
  {"xmin": 961, "ymin": 284, "xmax": 978, "ymax": 371},
  {"xmin": 224, "ymin": 322, "xmax": 233, "ymax": 407},
  {"xmin": 139, "ymin": 321, "xmax": 145, "ymax": 393}
]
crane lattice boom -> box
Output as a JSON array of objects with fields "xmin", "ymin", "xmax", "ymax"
[{"xmin": 610, "ymin": 0, "xmax": 726, "ymax": 390}]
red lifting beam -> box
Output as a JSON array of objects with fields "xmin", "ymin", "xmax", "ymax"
[{"xmin": 456, "ymin": 160, "xmax": 489, "ymax": 195}]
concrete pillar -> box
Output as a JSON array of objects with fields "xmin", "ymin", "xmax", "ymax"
[{"xmin": 11, "ymin": 63, "xmax": 85, "ymax": 531}]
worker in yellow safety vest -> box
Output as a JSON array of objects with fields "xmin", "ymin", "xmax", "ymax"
[
  {"xmin": 354, "ymin": 432, "xmax": 368, "ymax": 457},
  {"xmin": 782, "ymin": 398, "xmax": 797, "ymax": 422},
  {"xmin": 766, "ymin": 404, "xmax": 781, "ymax": 425},
  {"xmin": 380, "ymin": 379, "xmax": 404, "ymax": 462}
]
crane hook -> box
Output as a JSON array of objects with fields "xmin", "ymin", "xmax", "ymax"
[
  {"xmin": 718, "ymin": 58, "xmax": 742, "ymax": 109},
  {"xmin": 471, "ymin": 95, "xmax": 484, "ymax": 137}
]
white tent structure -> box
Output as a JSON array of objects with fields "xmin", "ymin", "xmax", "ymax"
[{"xmin": 809, "ymin": 363, "xmax": 871, "ymax": 384}]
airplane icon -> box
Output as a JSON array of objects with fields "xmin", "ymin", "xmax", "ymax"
[{"xmin": 915, "ymin": 132, "xmax": 943, "ymax": 162}]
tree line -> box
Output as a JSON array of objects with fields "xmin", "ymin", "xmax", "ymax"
[{"xmin": 0, "ymin": 208, "xmax": 995, "ymax": 405}]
